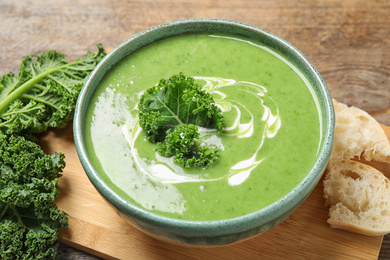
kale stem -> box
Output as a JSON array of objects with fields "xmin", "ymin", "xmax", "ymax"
[
  {"xmin": 1, "ymin": 103, "xmax": 42, "ymax": 117},
  {"xmin": 0, "ymin": 204, "xmax": 9, "ymax": 220},
  {"xmin": 0, "ymin": 57, "xmax": 90, "ymax": 115},
  {"xmin": 9, "ymin": 205, "xmax": 24, "ymax": 225},
  {"xmin": 22, "ymin": 94, "xmax": 59, "ymax": 109},
  {"xmin": 157, "ymin": 96, "xmax": 184, "ymax": 125},
  {"xmin": 0, "ymin": 67, "xmax": 61, "ymax": 115}
]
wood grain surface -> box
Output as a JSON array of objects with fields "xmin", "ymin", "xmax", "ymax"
[{"xmin": 1, "ymin": 0, "xmax": 389, "ymax": 259}]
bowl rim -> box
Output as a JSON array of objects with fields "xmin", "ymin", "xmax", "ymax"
[{"xmin": 74, "ymin": 18, "xmax": 335, "ymax": 237}]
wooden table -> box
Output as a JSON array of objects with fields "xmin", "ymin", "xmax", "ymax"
[{"xmin": 1, "ymin": 0, "xmax": 389, "ymax": 259}]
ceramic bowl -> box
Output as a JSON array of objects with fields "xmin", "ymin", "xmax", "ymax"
[{"xmin": 74, "ymin": 19, "xmax": 335, "ymax": 246}]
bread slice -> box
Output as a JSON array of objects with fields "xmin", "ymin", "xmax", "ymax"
[
  {"xmin": 323, "ymin": 160, "xmax": 390, "ymax": 236},
  {"xmin": 330, "ymin": 99, "xmax": 390, "ymax": 164}
]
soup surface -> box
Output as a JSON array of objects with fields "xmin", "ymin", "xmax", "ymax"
[{"xmin": 85, "ymin": 33, "xmax": 322, "ymax": 220}]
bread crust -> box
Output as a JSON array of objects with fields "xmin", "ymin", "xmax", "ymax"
[{"xmin": 330, "ymin": 99, "xmax": 390, "ymax": 164}]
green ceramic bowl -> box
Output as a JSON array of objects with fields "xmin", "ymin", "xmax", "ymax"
[{"xmin": 74, "ymin": 19, "xmax": 335, "ymax": 246}]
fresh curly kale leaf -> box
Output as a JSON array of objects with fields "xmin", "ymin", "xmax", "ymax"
[
  {"xmin": 0, "ymin": 135, "xmax": 68, "ymax": 259},
  {"xmin": 139, "ymin": 73, "xmax": 223, "ymax": 142},
  {"xmin": 157, "ymin": 124, "xmax": 220, "ymax": 168},
  {"xmin": 139, "ymin": 73, "xmax": 223, "ymax": 168},
  {"xmin": 0, "ymin": 44, "xmax": 106, "ymax": 137}
]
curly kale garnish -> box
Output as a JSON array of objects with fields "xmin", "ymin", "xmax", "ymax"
[
  {"xmin": 0, "ymin": 135, "xmax": 68, "ymax": 259},
  {"xmin": 138, "ymin": 73, "xmax": 223, "ymax": 168},
  {"xmin": 157, "ymin": 124, "xmax": 220, "ymax": 168}
]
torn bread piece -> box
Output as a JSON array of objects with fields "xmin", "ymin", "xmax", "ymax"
[
  {"xmin": 324, "ymin": 160, "xmax": 390, "ymax": 236},
  {"xmin": 331, "ymin": 99, "xmax": 390, "ymax": 164},
  {"xmin": 324, "ymin": 100, "xmax": 390, "ymax": 236}
]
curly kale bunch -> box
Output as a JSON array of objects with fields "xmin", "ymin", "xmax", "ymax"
[
  {"xmin": 0, "ymin": 44, "xmax": 106, "ymax": 259},
  {"xmin": 0, "ymin": 135, "xmax": 68, "ymax": 259}
]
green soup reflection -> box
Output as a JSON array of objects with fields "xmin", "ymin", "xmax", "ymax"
[{"xmin": 85, "ymin": 33, "xmax": 322, "ymax": 220}]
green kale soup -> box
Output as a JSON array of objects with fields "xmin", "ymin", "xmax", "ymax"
[{"xmin": 84, "ymin": 33, "xmax": 322, "ymax": 221}]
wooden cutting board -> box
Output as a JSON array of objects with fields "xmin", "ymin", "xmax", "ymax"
[{"xmin": 37, "ymin": 123, "xmax": 390, "ymax": 260}]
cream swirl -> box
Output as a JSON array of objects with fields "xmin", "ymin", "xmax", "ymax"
[
  {"xmin": 196, "ymin": 76, "xmax": 281, "ymax": 186},
  {"xmin": 124, "ymin": 77, "xmax": 281, "ymax": 186}
]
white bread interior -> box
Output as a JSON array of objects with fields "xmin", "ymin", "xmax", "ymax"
[{"xmin": 324, "ymin": 160, "xmax": 390, "ymax": 236}]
